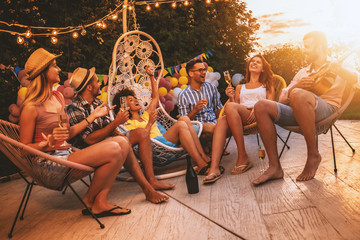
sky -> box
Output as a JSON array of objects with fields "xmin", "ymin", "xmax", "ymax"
[{"xmin": 245, "ymin": 0, "xmax": 360, "ymax": 50}]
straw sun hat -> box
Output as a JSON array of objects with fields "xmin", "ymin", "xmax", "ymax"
[
  {"xmin": 70, "ymin": 67, "xmax": 96, "ymax": 92},
  {"xmin": 25, "ymin": 48, "xmax": 61, "ymax": 80}
]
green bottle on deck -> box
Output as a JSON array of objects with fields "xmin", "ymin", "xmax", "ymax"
[{"xmin": 186, "ymin": 156, "xmax": 199, "ymax": 194}]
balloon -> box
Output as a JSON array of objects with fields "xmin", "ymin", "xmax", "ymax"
[
  {"xmin": 232, "ymin": 73, "xmax": 244, "ymax": 86},
  {"xmin": 165, "ymin": 100, "xmax": 175, "ymax": 112},
  {"xmin": 17, "ymin": 97, "xmax": 24, "ymax": 107},
  {"xmin": 159, "ymin": 78, "xmax": 171, "ymax": 91},
  {"xmin": 169, "ymin": 89, "xmax": 173, "ymax": 95},
  {"xmin": 203, "ymin": 62, "xmax": 208, "ymax": 69},
  {"xmin": 172, "ymin": 87, "xmax": 182, "ymax": 98},
  {"xmin": 8, "ymin": 104, "xmax": 16, "ymax": 113},
  {"xmin": 207, "ymin": 66, "xmax": 214, "ymax": 72},
  {"xmin": 179, "ymin": 68, "xmax": 188, "ymax": 76},
  {"xmin": 170, "ymin": 77, "xmax": 178, "ymax": 88},
  {"xmin": 18, "ymin": 87, "xmax": 27, "ymax": 98},
  {"xmin": 103, "ymin": 86, "xmax": 108, "ymax": 92},
  {"xmin": 160, "ymin": 96, "xmax": 166, "ymax": 103},
  {"xmin": 57, "ymin": 85, "xmax": 65, "ymax": 93},
  {"xmin": 213, "ymin": 72, "xmax": 221, "ymax": 81},
  {"xmin": 205, "ymin": 72, "xmax": 212, "ymax": 82},
  {"xmin": 180, "ymin": 84, "xmax": 188, "ymax": 90},
  {"xmin": 10, "ymin": 105, "xmax": 20, "ymax": 117},
  {"xmin": 64, "ymin": 79, "xmax": 71, "ymax": 88},
  {"xmin": 17, "ymin": 69, "xmax": 26, "ymax": 80},
  {"xmin": 8, "ymin": 114, "xmax": 19, "ymax": 123},
  {"xmin": 97, "ymin": 92, "xmax": 107, "ymax": 103},
  {"xmin": 63, "ymin": 87, "xmax": 75, "ymax": 99},
  {"xmin": 159, "ymin": 87, "xmax": 168, "ymax": 97},
  {"xmin": 211, "ymin": 80, "xmax": 219, "ymax": 87},
  {"xmin": 165, "ymin": 93, "xmax": 172, "ymax": 101},
  {"xmin": 166, "ymin": 76, "xmax": 172, "ymax": 81},
  {"xmin": 172, "ymin": 73, "xmax": 180, "ymax": 79},
  {"xmin": 179, "ymin": 76, "xmax": 188, "ymax": 85}
]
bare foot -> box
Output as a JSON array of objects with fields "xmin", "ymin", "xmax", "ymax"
[
  {"xmin": 252, "ymin": 166, "xmax": 284, "ymax": 185},
  {"xmin": 150, "ymin": 180, "xmax": 175, "ymax": 190},
  {"xmin": 145, "ymin": 189, "xmax": 169, "ymax": 204},
  {"xmin": 296, "ymin": 152, "xmax": 322, "ymax": 181}
]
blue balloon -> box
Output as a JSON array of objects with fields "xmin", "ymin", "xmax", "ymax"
[{"xmin": 14, "ymin": 66, "xmax": 22, "ymax": 75}]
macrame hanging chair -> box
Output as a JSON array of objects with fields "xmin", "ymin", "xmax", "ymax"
[{"xmin": 107, "ymin": 30, "xmax": 203, "ymax": 168}]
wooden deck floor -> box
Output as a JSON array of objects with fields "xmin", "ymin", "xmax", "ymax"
[{"xmin": 1, "ymin": 120, "xmax": 360, "ymax": 240}]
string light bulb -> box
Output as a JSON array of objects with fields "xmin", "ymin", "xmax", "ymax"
[
  {"xmin": 52, "ymin": 29, "xmax": 58, "ymax": 36},
  {"xmin": 25, "ymin": 28, "xmax": 32, "ymax": 38},
  {"xmin": 101, "ymin": 22, "xmax": 107, "ymax": 29},
  {"xmin": 111, "ymin": 14, "xmax": 118, "ymax": 20},
  {"xmin": 172, "ymin": 1, "xmax": 176, "ymax": 8},
  {"xmin": 51, "ymin": 36, "xmax": 58, "ymax": 44},
  {"xmin": 206, "ymin": 0, "xmax": 211, "ymax": 4},
  {"xmin": 155, "ymin": 2, "xmax": 159, "ymax": 7},
  {"xmin": 17, "ymin": 36, "xmax": 24, "ymax": 44},
  {"xmin": 80, "ymin": 26, "xmax": 86, "ymax": 36},
  {"xmin": 72, "ymin": 31, "xmax": 79, "ymax": 39},
  {"xmin": 128, "ymin": 4, "xmax": 133, "ymax": 10},
  {"xmin": 96, "ymin": 22, "xmax": 102, "ymax": 28},
  {"xmin": 146, "ymin": 4, "xmax": 151, "ymax": 11},
  {"xmin": 184, "ymin": 0, "xmax": 189, "ymax": 6}
]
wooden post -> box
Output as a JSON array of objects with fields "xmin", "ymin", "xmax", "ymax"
[{"xmin": 123, "ymin": 0, "xmax": 127, "ymax": 33}]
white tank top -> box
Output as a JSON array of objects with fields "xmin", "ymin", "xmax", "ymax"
[{"xmin": 240, "ymin": 84, "xmax": 266, "ymax": 108}]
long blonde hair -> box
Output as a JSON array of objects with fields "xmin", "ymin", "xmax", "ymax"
[
  {"xmin": 245, "ymin": 54, "xmax": 274, "ymax": 91},
  {"xmin": 21, "ymin": 66, "xmax": 53, "ymax": 109}
]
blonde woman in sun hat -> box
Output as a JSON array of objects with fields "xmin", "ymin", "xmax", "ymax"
[{"xmin": 20, "ymin": 48, "xmax": 132, "ymax": 218}]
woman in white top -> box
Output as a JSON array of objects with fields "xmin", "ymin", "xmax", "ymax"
[{"xmin": 203, "ymin": 54, "xmax": 275, "ymax": 184}]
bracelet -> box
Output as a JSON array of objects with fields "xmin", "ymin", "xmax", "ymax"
[{"xmin": 84, "ymin": 118, "xmax": 90, "ymax": 125}]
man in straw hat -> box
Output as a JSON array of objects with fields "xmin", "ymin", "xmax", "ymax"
[{"xmin": 67, "ymin": 67, "xmax": 174, "ymax": 204}]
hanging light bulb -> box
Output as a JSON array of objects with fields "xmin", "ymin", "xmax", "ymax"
[
  {"xmin": 81, "ymin": 26, "xmax": 86, "ymax": 36},
  {"xmin": 52, "ymin": 29, "xmax": 58, "ymax": 36},
  {"xmin": 155, "ymin": 2, "xmax": 159, "ymax": 7},
  {"xmin": 146, "ymin": 4, "xmax": 151, "ymax": 11},
  {"xmin": 123, "ymin": 4, "xmax": 127, "ymax": 8},
  {"xmin": 128, "ymin": 4, "xmax": 133, "ymax": 10},
  {"xmin": 17, "ymin": 36, "xmax": 24, "ymax": 44},
  {"xmin": 206, "ymin": 0, "xmax": 211, "ymax": 4},
  {"xmin": 72, "ymin": 31, "xmax": 79, "ymax": 39},
  {"xmin": 25, "ymin": 28, "xmax": 32, "ymax": 38},
  {"xmin": 184, "ymin": 1, "xmax": 189, "ymax": 6},
  {"xmin": 111, "ymin": 13, "xmax": 118, "ymax": 20},
  {"xmin": 96, "ymin": 22, "xmax": 102, "ymax": 28},
  {"xmin": 51, "ymin": 36, "xmax": 58, "ymax": 44},
  {"xmin": 101, "ymin": 22, "xmax": 107, "ymax": 29},
  {"xmin": 172, "ymin": 1, "xmax": 176, "ymax": 8}
]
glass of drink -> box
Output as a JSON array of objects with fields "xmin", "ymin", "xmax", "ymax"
[
  {"xmin": 223, "ymin": 70, "xmax": 232, "ymax": 85},
  {"xmin": 58, "ymin": 113, "xmax": 70, "ymax": 147},
  {"xmin": 258, "ymin": 149, "xmax": 266, "ymax": 173},
  {"xmin": 120, "ymin": 96, "xmax": 127, "ymax": 111}
]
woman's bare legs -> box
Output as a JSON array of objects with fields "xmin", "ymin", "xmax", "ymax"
[
  {"xmin": 163, "ymin": 120, "xmax": 208, "ymax": 169},
  {"xmin": 68, "ymin": 139, "xmax": 129, "ymax": 214},
  {"xmin": 177, "ymin": 116, "xmax": 210, "ymax": 164},
  {"xmin": 224, "ymin": 102, "xmax": 252, "ymax": 167},
  {"xmin": 207, "ymin": 116, "xmax": 231, "ymax": 175}
]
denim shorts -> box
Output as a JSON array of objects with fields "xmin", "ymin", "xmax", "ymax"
[
  {"xmin": 153, "ymin": 135, "xmax": 178, "ymax": 147},
  {"xmin": 275, "ymin": 94, "xmax": 338, "ymax": 126},
  {"xmin": 34, "ymin": 148, "xmax": 73, "ymax": 171}
]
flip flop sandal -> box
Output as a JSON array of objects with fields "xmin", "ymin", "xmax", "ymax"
[
  {"xmin": 94, "ymin": 206, "xmax": 131, "ymax": 218},
  {"xmin": 196, "ymin": 165, "xmax": 209, "ymax": 175},
  {"xmin": 231, "ymin": 161, "xmax": 254, "ymax": 175},
  {"xmin": 202, "ymin": 173, "xmax": 222, "ymax": 184}
]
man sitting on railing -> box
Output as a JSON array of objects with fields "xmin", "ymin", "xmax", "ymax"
[
  {"xmin": 67, "ymin": 67, "xmax": 174, "ymax": 204},
  {"xmin": 252, "ymin": 31, "xmax": 359, "ymax": 185}
]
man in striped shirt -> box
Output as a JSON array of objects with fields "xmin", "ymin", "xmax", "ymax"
[{"xmin": 177, "ymin": 59, "xmax": 223, "ymax": 154}]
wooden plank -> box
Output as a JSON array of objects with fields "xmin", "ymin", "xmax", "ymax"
[{"xmin": 263, "ymin": 207, "xmax": 342, "ymax": 240}]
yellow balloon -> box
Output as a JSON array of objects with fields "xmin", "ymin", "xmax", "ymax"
[
  {"xmin": 159, "ymin": 87, "xmax": 168, "ymax": 97},
  {"xmin": 180, "ymin": 84, "xmax": 188, "ymax": 90},
  {"xmin": 97, "ymin": 92, "xmax": 107, "ymax": 103},
  {"xmin": 170, "ymin": 77, "xmax": 178, "ymax": 87},
  {"xmin": 166, "ymin": 76, "xmax": 172, "ymax": 81},
  {"xmin": 169, "ymin": 89, "xmax": 173, "ymax": 95},
  {"xmin": 179, "ymin": 76, "xmax": 188, "ymax": 85},
  {"xmin": 179, "ymin": 68, "xmax": 188, "ymax": 76},
  {"xmin": 101, "ymin": 86, "xmax": 107, "ymax": 93},
  {"xmin": 18, "ymin": 87, "xmax": 27, "ymax": 98},
  {"xmin": 207, "ymin": 66, "xmax": 214, "ymax": 72}
]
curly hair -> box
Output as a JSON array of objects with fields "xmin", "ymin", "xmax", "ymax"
[
  {"xmin": 245, "ymin": 54, "xmax": 274, "ymax": 91},
  {"xmin": 112, "ymin": 88, "xmax": 136, "ymax": 116}
]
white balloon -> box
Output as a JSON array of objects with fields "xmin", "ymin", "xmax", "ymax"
[
  {"xmin": 213, "ymin": 72, "xmax": 221, "ymax": 81},
  {"xmin": 205, "ymin": 72, "xmax": 212, "ymax": 82},
  {"xmin": 211, "ymin": 79, "xmax": 219, "ymax": 87},
  {"xmin": 172, "ymin": 87, "xmax": 182, "ymax": 98},
  {"xmin": 232, "ymin": 73, "xmax": 244, "ymax": 86}
]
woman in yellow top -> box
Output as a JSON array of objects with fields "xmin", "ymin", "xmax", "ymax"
[{"xmin": 113, "ymin": 67, "xmax": 212, "ymax": 175}]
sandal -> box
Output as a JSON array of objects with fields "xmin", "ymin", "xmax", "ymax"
[
  {"xmin": 196, "ymin": 165, "xmax": 209, "ymax": 175},
  {"xmin": 231, "ymin": 161, "xmax": 253, "ymax": 175},
  {"xmin": 203, "ymin": 172, "xmax": 222, "ymax": 184}
]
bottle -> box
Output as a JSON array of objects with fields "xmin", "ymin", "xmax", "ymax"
[{"xmin": 185, "ymin": 156, "xmax": 199, "ymax": 194}]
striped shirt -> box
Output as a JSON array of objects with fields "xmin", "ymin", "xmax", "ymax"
[
  {"xmin": 67, "ymin": 95, "xmax": 111, "ymax": 149},
  {"xmin": 177, "ymin": 82, "xmax": 223, "ymax": 124}
]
